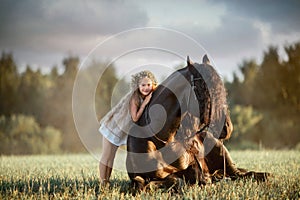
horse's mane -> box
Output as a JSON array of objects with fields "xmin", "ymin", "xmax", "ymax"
[
  {"xmin": 147, "ymin": 60, "xmax": 228, "ymax": 138},
  {"xmin": 192, "ymin": 63, "xmax": 228, "ymax": 133}
]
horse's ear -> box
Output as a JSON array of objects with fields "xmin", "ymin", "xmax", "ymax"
[
  {"xmin": 202, "ymin": 54, "xmax": 210, "ymax": 65},
  {"xmin": 187, "ymin": 56, "xmax": 193, "ymax": 66}
]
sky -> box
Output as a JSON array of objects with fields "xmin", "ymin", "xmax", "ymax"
[{"xmin": 1, "ymin": 0, "xmax": 300, "ymax": 80}]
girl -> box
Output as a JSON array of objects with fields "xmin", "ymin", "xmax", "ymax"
[{"xmin": 99, "ymin": 70, "xmax": 158, "ymax": 184}]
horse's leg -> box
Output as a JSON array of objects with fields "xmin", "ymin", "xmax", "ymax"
[
  {"xmin": 175, "ymin": 160, "xmax": 210, "ymax": 185},
  {"xmin": 144, "ymin": 174, "xmax": 184, "ymax": 192},
  {"xmin": 127, "ymin": 138, "xmax": 180, "ymax": 191},
  {"xmin": 164, "ymin": 174, "xmax": 184, "ymax": 191},
  {"xmin": 219, "ymin": 144, "xmax": 269, "ymax": 181},
  {"xmin": 126, "ymin": 135, "xmax": 148, "ymax": 192},
  {"xmin": 132, "ymin": 176, "xmax": 146, "ymax": 191},
  {"xmin": 186, "ymin": 135, "xmax": 212, "ymax": 185},
  {"xmin": 203, "ymin": 131, "xmax": 244, "ymax": 176},
  {"xmin": 202, "ymin": 132, "xmax": 269, "ymax": 181}
]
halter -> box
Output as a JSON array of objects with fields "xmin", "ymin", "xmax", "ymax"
[
  {"xmin": 191, "ymin": 74, "xmax": 203, "ymax": 89},
  {"xmin": 188, "ymin": 74, "xmax": 209, "ymax": 133}
]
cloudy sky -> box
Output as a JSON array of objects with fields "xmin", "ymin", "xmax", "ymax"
[{"xmin": 1, "ymin": 0, "xmax": 300, "ymax": 80}]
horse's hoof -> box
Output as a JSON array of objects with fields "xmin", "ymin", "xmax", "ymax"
[
  {"xmin": 256, "ymin": 172, "xmax": 271, "ymax": 181},
  {"xmin": 133, "ymin": 176, "xmax": 146, "ymax": 191},
  {"xmin": 246, "ymin": 171, "xmax": 270, "ymax": 182}
]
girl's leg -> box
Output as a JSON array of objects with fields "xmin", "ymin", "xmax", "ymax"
[{"xmin": 99, "ymin": 137, "xmax": 118, "ymax": 183}]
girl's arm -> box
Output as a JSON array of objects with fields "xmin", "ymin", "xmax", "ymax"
[{"xmin": 130, "ymin": 93, "xmax": 152, "ymax": 122}]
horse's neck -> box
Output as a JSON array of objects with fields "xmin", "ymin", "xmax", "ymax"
[
  {"xmin": 160, "ymin": 70, "xmax": 190, "ymax": 103},
  {"xmin": 162, "ymin": 69, "xmax": 205, "ymax": 135},
  {"xmin": 152, "ymin": 70, "xmax": 194, "ymax": 142}
]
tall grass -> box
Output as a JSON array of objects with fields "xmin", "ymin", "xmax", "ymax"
[{"xmin": 0, "ymin": 151, "xmax": 299, "ymax": 199}]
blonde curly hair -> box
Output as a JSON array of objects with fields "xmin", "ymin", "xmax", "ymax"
[{"xmin": 130, "ymin": 70, "xmax": 158, "ymax": 90}]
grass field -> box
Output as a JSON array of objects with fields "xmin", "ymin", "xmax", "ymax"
[{"xmin": 0, "ymin": 150, "xmax": 299, "ymax": 199}]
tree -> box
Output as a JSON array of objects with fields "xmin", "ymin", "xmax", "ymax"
[
  {"xmin": 254, "ymin": 46, "xmax": 282, "ymax": 110},
  {"xmin": 226, "ymin": 60, "xmax": 259, "ymax": 106},
  {"xmin": 46, "ymin": 56, "xmax": 83, "ymax": 152},
  {"xmin": 0, "ymin": 115, "xmax": 62, "ymax": 155},
  {"xmin": 0, "ymin": 52, "xmax": 19, "ymax": 116},
  {"xmin": 230, "ymin": 105, "xmax": 263, "ymax": 140},
  {"xmin": 280, "ymin": 43, "xmax": 300, "ymax": 118},
  {"xmin": 226, "ymin": 42, "xmax": 300, "ymax": 149},
  {"xmin": 17, "ymin": 66, "xmax": 50, "ymax": 124},
  {"xmin": 95, "ymin": 63, "xmax": 119, "ymax": 119},
  {"xmin": 0, "ymin": 51, "xmax": 125, "ymax": 153}
]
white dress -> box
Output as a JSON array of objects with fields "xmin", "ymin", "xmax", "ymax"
[{"xmin": 98, "ymin": 91, "xmax": 134, "ymax": 146}]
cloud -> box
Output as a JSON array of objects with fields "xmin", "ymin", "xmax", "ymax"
[
  {"xmin": 0, "ymin": 0, "xmax": 149, "ymax": 52},
  {"xmin": 153, "ymin": 0, "xmax": 300, "ymax": 78},
  {"xmin": 216, "ymin": 0, "xmax": 300, "ymax": 33},
  {"xmin": 0, "ymin": 0, "xmax": 299, "ymax": 79},
  {"xmin": 136, "ymin": 0, "xmax": 226, "ymax": 31}
]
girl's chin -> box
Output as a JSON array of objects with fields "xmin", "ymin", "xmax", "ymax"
[{"xmin": 141, "ymin": 92, "xmax": 150, "ymax": 96}]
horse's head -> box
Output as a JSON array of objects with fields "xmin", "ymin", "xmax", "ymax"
[{"xmin": 183, "ymin": 55, "xmax": 233, "ymax": 140}]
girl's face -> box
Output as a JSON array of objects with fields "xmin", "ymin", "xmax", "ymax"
[{"xmin": 138, "ymin": 77, "xmax": 153, "ymax": 97}]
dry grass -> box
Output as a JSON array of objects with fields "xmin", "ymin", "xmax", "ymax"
[{"xmin": 0, "ymin": 150, "xmax": 299, "ymax": 199}]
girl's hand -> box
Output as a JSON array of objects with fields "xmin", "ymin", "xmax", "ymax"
[
  {"xmin": 143, "ymin": 92, "xmax": 152, "ymax": 105},
  {"xmin": 130, "ymin": 92, "xmax": 153, "ymax": 122}
]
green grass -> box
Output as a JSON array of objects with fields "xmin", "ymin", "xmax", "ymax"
[{"xmin": 0, "ymin": 151, "xmax": 299, "ymax": 199}]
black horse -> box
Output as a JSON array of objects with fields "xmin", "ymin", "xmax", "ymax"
[{"xmin": 126, "ymin": 55, "xmax": 268, "ymax": 190}]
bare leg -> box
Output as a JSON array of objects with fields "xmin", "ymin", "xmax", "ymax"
[{"xmin": 99, "ymin": 137, "xmax": 118, "ymax": 183}]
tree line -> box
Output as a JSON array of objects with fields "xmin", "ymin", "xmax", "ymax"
[
  {"xmin": 0, "ymin": 41, "xmax": 299, "ymax": 154},
  {"xmin": 226, "ymin": 42, "xmax": 300, "ymax": 149},
  {"xmin": 0, "ymin": 53, "xmax": 118, "ymax": 154}
]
